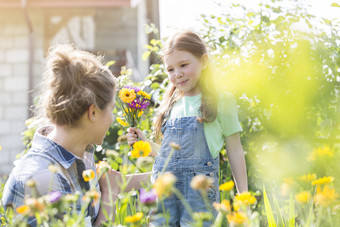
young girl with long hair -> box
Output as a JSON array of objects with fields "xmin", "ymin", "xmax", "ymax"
[{"xmin": 127, "ymin": 30, "xmax": 248, "ymax": 227}]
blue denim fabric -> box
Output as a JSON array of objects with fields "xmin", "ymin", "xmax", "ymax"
[{"xmin": 150, "ymin": 117, "xmax": 220, "ymax": 227}]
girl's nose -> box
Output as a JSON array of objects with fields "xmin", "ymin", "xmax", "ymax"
[{"xmin": 175, "ymin": 69, "xmax": 183, "ymax": 78}]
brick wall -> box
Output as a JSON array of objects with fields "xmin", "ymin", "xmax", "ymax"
[{"xmin": 0, "ymin": 9, "xmax": 44, "ymax": 175}]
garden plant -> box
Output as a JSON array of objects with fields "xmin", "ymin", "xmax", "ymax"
[{"xmin": 1, "ymin": 0, "xmax": 340, "ymax": 226}]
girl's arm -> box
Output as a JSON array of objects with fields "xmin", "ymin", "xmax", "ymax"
[
  {"xmin": 126, "ymin": 127, "xmax": 161, "ymax": 156},
  {"xmin": 225, "ymin": 132, "xmax": 248, "ymax": 193},
  {"xmin": 94, "ymin": 168, "xmax": 151, "ymax": 225}
]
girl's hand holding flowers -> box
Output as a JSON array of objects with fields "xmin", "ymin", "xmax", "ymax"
[{"xmin": 126, "ymin": 127, "xmax": 147, "ymax": 146}]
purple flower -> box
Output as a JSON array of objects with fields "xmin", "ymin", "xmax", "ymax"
[
  {"xmin": 140, "ymin": 188, "xmax": 157, "ymax": 205},
  {"xmin": 128, "ymin": 99, "xmax": 150, "ymax": 110},
  {"xmin": 124, "ymin": 85, "xmax": 140, "ymax": 93},
  {"xmin": 48, "ymin": 191, "xmax": 62, "ymax": 203}
]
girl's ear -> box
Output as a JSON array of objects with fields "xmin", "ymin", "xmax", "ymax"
[
  {"xmin": 88, "ymin": 104, "xmax": 96, "ymax": 121},
  {"xmin": 201, "ymin": 54, "xmax": 209, "ymax": 69}
]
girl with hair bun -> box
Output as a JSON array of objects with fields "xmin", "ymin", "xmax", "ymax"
[{"xmin": 2, "ymin": 44, "xmax": 150, "ymax": 226}]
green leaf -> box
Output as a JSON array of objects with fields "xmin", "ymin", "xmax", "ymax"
[
  {"xmin": 142, "ymin": 51, "xmax": 151, "ymax": 61},
  {"xmin": 288, "ymin": 193, "xmax": 295, "ymax": 227},
  {"xmin": 273, "ymin": 195, "xmax": 285, "ymax": 227},
  {"xmin": 106, "ymin": 60, "xmax": 116, "ymax": 67},
  {"xmin": 263, "ymin": 185, "xmax": 277, "ymax": 227},
  {"xmin": 331, "ymin": 3, "xmax": 340, "ymax": 7},
  {"xmin": 304, "ymin": 203, "xmax": 314, "ymax": 227}
]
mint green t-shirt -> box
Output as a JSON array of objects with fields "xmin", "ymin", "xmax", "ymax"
[{"xmin": 169, "ymin": 92, "xmax": 242, "ymax": 159}]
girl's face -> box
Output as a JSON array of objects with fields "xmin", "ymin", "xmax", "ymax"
[{"xmin": 164, "ymin": 50, "xmax": 206, "ymax": 96}]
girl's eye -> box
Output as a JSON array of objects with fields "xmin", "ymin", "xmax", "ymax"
[
  {"xmin": 167, "ymin": 68, "xmax": 174, "ymax": 73},
  {"xmin": 181, "ymin": 63, "xmax": 188, "ymax": 67}
]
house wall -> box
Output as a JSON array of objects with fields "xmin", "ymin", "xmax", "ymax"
[
  {"xmin": 0, "ymin": 8, "xmax": 44, "ymax": 175},
  {"xmin": 0, "ymin": 2, "xmax": 157, "ymax": 175}
]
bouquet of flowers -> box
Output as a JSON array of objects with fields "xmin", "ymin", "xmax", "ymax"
[{"xmin": 116, "ymin": 86, "xmax": 151, "ymax": 127}]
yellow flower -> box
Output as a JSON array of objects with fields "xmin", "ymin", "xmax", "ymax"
[
  {"xmin": 219, "ymin": 180, "xmax": 235, "ymax": 191},
  {"xmin": 131, "ymin": 141, "xmax": 151, "ymax": 158},
  {"xmin": 125, "ymin": 212, "xmax": 143, "ymax": 223},
  {"xmin": 227, "ymin": 211, "xmax": 247, "ymax": 226},
  {"xmin": 16, "ymin": 205, "xmax": 30, "ymax": 215},
  {"xmin": 300, "ymin": 173, "xmax": 317, "ymax": 182},
  {"xmin": 137, "ymin": 110, "xmax": 143, "ymax": 117},
  {"xmin": 312, "ymin": 176, "xmax": 334, "ymax": 186},
  {"xmin": 119, "ymin": 88, "xmax": 136, "ymax": 103},
  {"xmin": 213, "ymin": 200, "xmax": 231, "ymax": 213},
  {"xmin": 26, "ymin": 179, "xmax": 36, "ymax": 188},
  {"xmin": 295, "ymin": 191, "xmax": 311, "ymax": 204},
  {"xmin": 137, "ymin": 90, "xmax": 151, "ymax": 99},
  {"xmin": 190, "ymin": 175, "xmax": 214, "ymax": 193},
  {"xmin": 25, "ymin": 198, "xmax": 45, "ymax": 212},
  {"xmin": 0, "ymin": 145, "xmax": 2, "ymax": 151},
  {"xmin": 96, "ymin": 160, "xmax": 110, "ymax": 175},
  {"xmin": 314, "ymin": 185, "xmax": 338, "ymax": 207},
  {"xmin": 235, "ymin": 192, "xmax": 256, "ymax": 205},
  {"xmin": 153, "ymin": 172, "xmax": 176, "ymax": 199},
  {"xmin": 82, "ymin": 169, "xmax": 95, "ymax": 182},
  {"xmin": 233, "ymin": 202, "xmax": 240, "ymax": 212},
  {"xmin": 308, "ymin": 145, "xmax": 334, "ymax": 161},
  {"xmin": 83, "ymin": 189, "xmax": 101, "ymax": 204},
  {"xmin": 116, "ymin": 117, "xmax": 129, "ymax": 127},
  {"xmin": 64, "ymin": 194, "xmax": 78, "ymax": 203}
]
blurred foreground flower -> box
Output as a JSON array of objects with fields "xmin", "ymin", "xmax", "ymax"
[
  {"xmin": 213, "ymin": 199, "xmax": 232, "ymax": 214},
  {"xmin": 169, "ymin": 142, "xmax": 181, "ymax": 150},
  {"xmin": 48, "ymin": 164, "xmax": 61, "ymax": 173},
  {"xmin": 308, "ymin": 145, "xmax": 334, "ymax": 161},
  {"xmin": 83, "ymin": 189, "xmax": 101, "ymax": 204},
  {"xmin": 312, "ymin": 176, "xmax": 334, "ymax": 186},
  {"xmin": 140, "ymin": 188, "xmax": 157, "ymax": 206},
  {"xmin": 136, "ymin": 156, "xmax": 154, "ymax": 172},
  {"xmin": 314, "ymin": 185, "xmax": 338, "ymax": 207},
  {"xmin": 190, "ymin": 174, "xmax": 214, "ymax": 194},
  {"xmin": 25, "ymin": 198, "xmax": 45, "ymax": 213},
  {"xmin": 82, "ymin": 169, "xmax": 95, "ymax": 182},
  {"xmin": 227, "ymin": 211, "xmax": 247, "ymax": 226},
  {"xmin": 16, "ymin": 205, "xmax": 31, "ymax": 215},
  {"xmin": 235, "ymin": 192, "xmax": 256, "ymax": 205},
  {"xmin": 153, "ymin": 172, "xmax": 176, "ymax": 199},
  {"xmin": 295, "ymin": 191, "xmax": 311, "ymax": 204},
  {"xmin": 219, "ymin": 180, "xmax": 235, "ymax": 191},
  {"xmin": 131, "ymin": 141, "xmax": 151, "ymax": 158},
  {"xmin": 299, "ymin": 173, "xmax": 317, "ymax": 182},
  {"xmin": 125, "ymin": 212, "xmax": 143, "ymax": 223},
  {"xmin": 26, "ymin": 179, "xmax": 36, "ymax": 188},
  {"xmin": 47, "ymin": 191, "xmax": 62, "ymax": 203},
  {"xmin": 96, "ymin": 160, "xmax": 110, "ymax": 175}
]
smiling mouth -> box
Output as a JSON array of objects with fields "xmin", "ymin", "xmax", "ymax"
[{"xmin": 178, "ymin": 80, "xmax": 188, "ymax": 85}]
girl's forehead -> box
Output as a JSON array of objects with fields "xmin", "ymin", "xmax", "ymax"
[{"xmin": 164, "ymin": 50, "xmax": 197, "ymax": 63}]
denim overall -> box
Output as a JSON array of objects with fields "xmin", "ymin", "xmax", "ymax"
[{"xmin": 150, "ymin": 116, "xmax": 220, "ymax": 227}]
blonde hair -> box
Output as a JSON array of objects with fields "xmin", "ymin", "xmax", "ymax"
[
  {"xmin": 154, "ymin": 30, "xmax": 217, "ymax": 142},
  {"xmin": 35, "ymin": 44, "xmax": 116, "ymax": 127}
]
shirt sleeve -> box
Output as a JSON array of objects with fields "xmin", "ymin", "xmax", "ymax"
[{"xmin": 217, "ymin": 92, "xmax": 243, "ymax": 137}]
